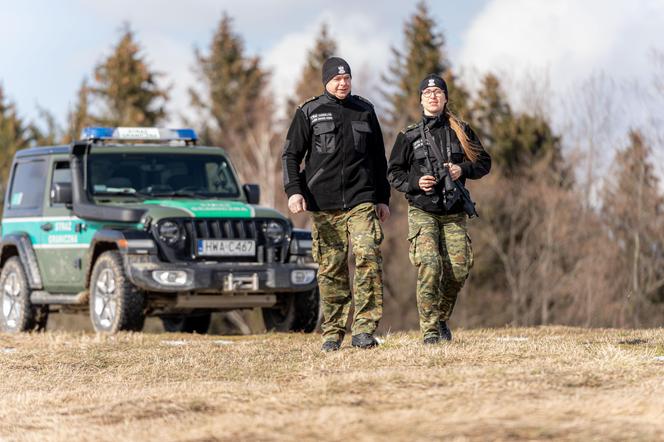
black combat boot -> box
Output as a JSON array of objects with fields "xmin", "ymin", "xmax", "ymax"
[
  {"xmin": 321, "ymin": 340, "xmax": 341, "ymax": 352},
  {"xmin": 351, "ymin": 333, "xmax": 378, "ymax": 349},
  {"xmin": 423, "ymin": 336, "xmax": 440, "ymax": 345},
  {"xmin": 439, "ymin": 321, "xmax": 452, "ymax": 341}
]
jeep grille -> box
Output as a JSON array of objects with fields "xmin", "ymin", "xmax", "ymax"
[{"xmin": 152, "ymin": 218, "xmax": 289, "ymax": 264}]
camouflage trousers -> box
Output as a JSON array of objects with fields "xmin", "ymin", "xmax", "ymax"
[
  {"xmin": 311, "ymin": 202, "xmax": 384, "ymax": 342},
  {"xmin": 407, "ymin": 207, "xmax": 474, "ymax": 340}
]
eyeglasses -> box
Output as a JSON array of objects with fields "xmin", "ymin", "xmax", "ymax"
[{"xmin": 422, "ymin": 89, "xmax": 444, "ymax": 98}]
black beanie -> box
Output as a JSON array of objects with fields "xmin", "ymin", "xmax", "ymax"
[
  {"xmin": 322, "ymin": 57, "xmax": 352, "ymax": 85},
  {"xmin": 419, "ymin": 74, "xmax": 448, "ymax": 98}
]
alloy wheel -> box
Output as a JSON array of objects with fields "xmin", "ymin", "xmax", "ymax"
[
  {"xmin": 2, "ymin": 272, "xmax": 21, "ymax": 328},
  {"xmin": 93, "ymin": 268, "xmax": 117, "ymax": 329}
]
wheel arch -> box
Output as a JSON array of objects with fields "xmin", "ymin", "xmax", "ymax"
[
  {"xmin": 84, "ymin": 230, "xmax": 124, "ymax": 289},
  {"xmin": 0, "ymin": 233, "xmax": 43, "ymax": 289}
]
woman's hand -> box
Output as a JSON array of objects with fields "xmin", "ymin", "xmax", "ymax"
[
  {"xmin": 445, "ymin": 163, "xmax": 462, "ymax": 181},
  {"xmin": 419, "ymin": 175, "xmax": 437, "ymax": 192}
]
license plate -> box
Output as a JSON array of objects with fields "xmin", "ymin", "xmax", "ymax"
[{"xmin": 197, "ymin": 240, "xmax": 256, "ymax": 256}]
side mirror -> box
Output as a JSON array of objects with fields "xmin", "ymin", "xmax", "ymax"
[
  {"xmin": 243, "ymin": 184, "xmax": 260, "ymax": 205},
  {"xmin": 51, "ymin": 182, "xmax": 73, "ymax": 205}
]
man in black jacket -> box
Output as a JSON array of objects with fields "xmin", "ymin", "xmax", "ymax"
[{"xmin": 282, "ymin": 57, "xmax": 390, "ymax": 351}]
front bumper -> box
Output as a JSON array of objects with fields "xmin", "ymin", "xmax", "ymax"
[{"xmin": 124, "ymin": 255, "xmax": 318, "ymax": 294}]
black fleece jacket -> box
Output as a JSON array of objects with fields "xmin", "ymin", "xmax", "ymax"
[
  {"xmin": 282, "ymin": 91, "xmax": 390, "ymax": 211},
  {"xmin": 388, "ymin": 115, "xmax": 491, "ymax": 214}
]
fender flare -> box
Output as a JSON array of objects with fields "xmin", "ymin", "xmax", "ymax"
[
  {"xmin": 0, "ymin": 233, "xmax": 43, "ymax": 289},
  {"xmin": 84, "ymin": 229, "xmax": 156, "ymax": 288}
]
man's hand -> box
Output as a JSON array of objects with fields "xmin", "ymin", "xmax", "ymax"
[
  {"xmin": 418, "ymin": 175, "xmax": 437, "ymax": 192},
  {"xmin": 375, "ymin": 203, "xmax": 390, "ymax": 223},
  {"xmin": 444, "ymin": 163, "xmax": 462, "ymax": 181},
  {"xmin": 288, "ymin": 194, "xmax": 307, "ymax": 214}
]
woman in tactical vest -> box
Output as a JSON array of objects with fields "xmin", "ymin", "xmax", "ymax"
[{"xmin": 387, "ymin": 74, "xmax": 491, "ymax": 344}]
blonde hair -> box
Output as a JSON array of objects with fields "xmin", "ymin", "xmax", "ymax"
[{"xmin": 446, "ymin": 110, "xmax": 483, "ymax": 163}]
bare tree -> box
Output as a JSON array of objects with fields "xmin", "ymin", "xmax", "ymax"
[
  {"xmin": 228, "ymin": 93, "xmax": 283, "ymax": 209},
  {"xmin": 601, "ymin": 130, "xmax": 664, "ymax": 326},
  {"xmin": 562, "ymin": 72, "xmax": 618, "ymax": 209}
]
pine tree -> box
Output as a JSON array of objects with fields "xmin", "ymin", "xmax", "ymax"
[
  {"xmin": 470, "ymin": 73, "xmax": 564, "ymax": 180},
  {"xmin": 287, "ymin": 23, "xmax": 337, "ymax": 111},
  {"xmin": 0, "ymin": 86, "xmax": 31, "ymax": 204},
  {"xmin": 189, "ymin": 13, "xmax": 266, "ymax": 149},
  {"xmin": 381, "ymin": 1, "xmax": 469, "ymax": 136},
  {"xmin": 63, "ymin": 79, "xmax": 92, "ymax": 143},
  {"xmin": 495, "ymin": 113, "xmax": 563, "ymax": 177},
  {"xmin": 91, "ymin": 24, "xmax": 168, "ymax": 127},
  {"xmin": 470, "ymin": 73, "xmax": 512, "ymax": 147},
  {"xmin": 29, "ymin": 106, "xmax": 61, "ymax": 146}
]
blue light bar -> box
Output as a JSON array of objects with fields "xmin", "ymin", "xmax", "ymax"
[{"xmin": 80, "ymin": 127, "xmax": 198, "ymax": 143}]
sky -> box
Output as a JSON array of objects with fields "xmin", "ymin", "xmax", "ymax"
[
  {"xmin": 1, "ymin": 0, "xmax": 663, "ymax": 161},
  {"xmin": 0, "ymin": 0, "xmax": 484, "ymax": 124}
]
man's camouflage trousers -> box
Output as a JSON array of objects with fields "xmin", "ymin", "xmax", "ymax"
[
  {"xmin": 407, "ymin": 206, "xmax": 474, "ymax": 340},
  {"xmin": 311, "ymin": 202, "xmax": 384, "ymax": 342}
]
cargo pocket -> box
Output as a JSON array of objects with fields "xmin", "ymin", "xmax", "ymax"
[
  {"xmin": 466, "ymin": 232, "xmax": 474, "ymax": 270},
  {"xmin": 311, "ymin": 228, "xmax": 321, "ymax": 263},
  {"xmin": 413, "ymin": 142, "xmax": 427, "ymax": 160},
  {"xmin": 313, "ymin": 121, "xmax": 336, "ymax": 154},
  {"xmin": 407, "ymin": 225, "xmax": 422, "ymax": 267},
  {"xmin": 351, "ymin": 120, "xmax": 371, "ymax": 153},
  {"xmin": 373, "ymin": 216, "xmax": 384, "ymax": 246}
]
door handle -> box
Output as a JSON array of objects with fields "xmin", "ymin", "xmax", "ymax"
[{"xmin": 40, "ymin": 223, "xmax": 53, "ymax": 232}]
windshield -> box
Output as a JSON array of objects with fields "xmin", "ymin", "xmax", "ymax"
[{"xmin": 87, "ymin": 152, "xmax": 240, "ymax": 198}]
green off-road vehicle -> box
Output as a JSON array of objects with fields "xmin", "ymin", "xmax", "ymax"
[{"xmin": 0, "ymin": 127, "xmax": 319, "ymax": 333}]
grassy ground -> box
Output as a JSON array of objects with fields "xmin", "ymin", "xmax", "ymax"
[{"xmin": 0, "ymin": 327, "xmax": 663, "ymax": 441}]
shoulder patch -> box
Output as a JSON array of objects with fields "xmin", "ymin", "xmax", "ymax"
[
  {"xmin": 353, "ymin": 95, "xmax": 374, "ymax": 108},
  {"xmin": 298, "ymin": 95, "xmax": 320, "ymax": 108},
  {"xmin": 401, "ymin": 122, "xmax": 420, "ymax": 134}
]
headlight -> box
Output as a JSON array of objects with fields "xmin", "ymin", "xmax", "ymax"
[
  {"xmin": 157, "ymin": 221, "xmax": 181, "ymax": 245},
  {"xmin": 291, "ymin": 269, "xmax": 316, "ymax": 285},
  {"xmin": 264, "ymin": 221, "xmax": 285, "ymax": 243},
  {"xmin": 152, "ymin": 270, "xmax": 188, "ymax": 286}
]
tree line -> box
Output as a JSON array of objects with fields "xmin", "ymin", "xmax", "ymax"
[{"xmin": 1, "ymin": 2, "xmax": 662, "ymax": 328}]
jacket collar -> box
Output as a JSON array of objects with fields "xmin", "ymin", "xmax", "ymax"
[
  {"xmin": 422, "ymin": 112, "xmax": 447, "ymax": 129},
  {"xmin": 324, "ymin": 90, "xmax": 350, "ymax": 104}
]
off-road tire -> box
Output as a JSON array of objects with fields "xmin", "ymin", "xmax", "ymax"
[
  {"xmin": 263, "ymin": 287, "xmax": 320, "ymax": 333},
  {"xmin": 161, "ymin": 313, "xmax": 211, "ymax": 334},
  {"xmin": 89, "ymin": 251, "xmax": 145, "ymax": 333},
  {"xmin": 0, "ymin": 257, "xmax": 48, "ymax": 332}
]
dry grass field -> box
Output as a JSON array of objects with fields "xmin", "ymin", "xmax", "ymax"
[{"xmin": 0, "ymin": 326, "xmax": 663, "ymax": 442}]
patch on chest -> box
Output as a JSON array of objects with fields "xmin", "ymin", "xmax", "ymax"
[{"xmin": 310, "ymin": 113, "xmax": 334, "ymax": 124}]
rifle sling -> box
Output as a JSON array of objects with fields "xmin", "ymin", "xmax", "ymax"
[{"xmin": 422, "ymin": 122, "xmax": 448, "ymax": 166}]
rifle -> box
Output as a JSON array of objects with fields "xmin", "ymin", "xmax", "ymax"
[{"xmin": 419, "ymin": 123, "xmax": 479, "ymax": 218}]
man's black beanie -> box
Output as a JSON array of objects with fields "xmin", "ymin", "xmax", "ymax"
[
  {"xmin": 419, "ymin": 73, "xmax": 448, "ymax": 98},
  {"xmin": 322, "ymin": 57, "xmax": 352, "ymax": 85}
]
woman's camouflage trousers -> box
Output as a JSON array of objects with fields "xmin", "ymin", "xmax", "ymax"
[{"xmin": 407, "ymin": 207, "xmax": 474, "ymax": 340}]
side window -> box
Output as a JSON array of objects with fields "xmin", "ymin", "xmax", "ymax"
[
  {"xmin": 50, "ymin": 161, "xmax": 71, "ymax": 206},
  {"xmin": 5, "ymin": 160, "xmax": 47, "ymax": 216}
]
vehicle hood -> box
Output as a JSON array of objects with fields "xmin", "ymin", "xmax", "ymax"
[{"xmin": 139, "ymin": 199, "xmax": 287, "ymax": 221}]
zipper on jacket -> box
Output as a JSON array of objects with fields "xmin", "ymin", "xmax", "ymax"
[
  {"xmin": 341, "ymin": 154, "xmax": 347, "ymax": 209},
  {"xmin": 340, "ymin": 106, "xmax": 347, "ymax": 209}
]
